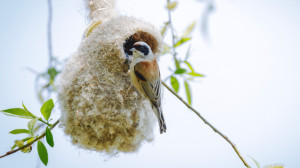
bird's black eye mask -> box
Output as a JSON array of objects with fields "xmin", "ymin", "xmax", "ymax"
[{"xmin": 133, "ymin": 45, "xmax": 149, "ymax": 56}]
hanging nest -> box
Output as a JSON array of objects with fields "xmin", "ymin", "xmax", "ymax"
[{"xmin": 57, "ymin": 0, "xmax": 163, "ymax": 155}]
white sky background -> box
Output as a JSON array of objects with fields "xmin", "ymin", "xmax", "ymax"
[{"xmin": 0, "ymin": 0, "xmax": 300, "ymax": 167}]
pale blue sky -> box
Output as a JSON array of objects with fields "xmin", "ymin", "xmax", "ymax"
[{"xmin": 1, "ymin": 0, "xmax": 300, "ymax": 168}]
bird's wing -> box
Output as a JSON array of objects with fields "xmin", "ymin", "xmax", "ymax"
[
  {"xmin": 134, "ymin": 59, "xmax": 161, "ymax": 108},
  {"xmin": 140, "ymin": 79, "xmax": 161, "ymax": 107}
]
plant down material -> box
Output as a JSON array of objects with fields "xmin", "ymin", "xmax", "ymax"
[{"xmin": 58, "ymin": 0, "xmax": 163, "ymax": 155}]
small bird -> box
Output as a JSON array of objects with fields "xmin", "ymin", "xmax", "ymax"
[{"xmin": 129, "ymin": 41, "xmax": 166, "ymax": 134}]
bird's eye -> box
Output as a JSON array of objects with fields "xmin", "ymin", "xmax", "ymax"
[{"xmin": 134, "ymin": 45, "xmax": 149, "ymax": 56}]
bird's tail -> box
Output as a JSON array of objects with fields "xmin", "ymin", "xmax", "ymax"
[{"xmin": 154, "ymin": 106, "xmax": 166, "ymax": 134}]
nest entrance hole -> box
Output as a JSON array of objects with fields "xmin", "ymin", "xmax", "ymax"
[{"xmin": 123, "ymin": 31, "xmax": 158, "ymax": 56}]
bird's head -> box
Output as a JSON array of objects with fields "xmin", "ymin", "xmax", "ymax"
[{"xmin": 129, "ymin": 41, "xmax": 153, "ymax": 59}]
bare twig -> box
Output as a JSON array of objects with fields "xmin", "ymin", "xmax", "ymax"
[
  {"xmin": 162, "ymin": 81, "xmax": 250, "ymax": 168},
  {"xmin": 47, "ymin": 0, "xmax": 53, "ymax": 68},
  {"xmin": 167, "ymin": 0, "xmax": 177, "ymax": 59},
  {"xmin": 0, "ymin": 119, "xmax": 59, "ymax": 159}
]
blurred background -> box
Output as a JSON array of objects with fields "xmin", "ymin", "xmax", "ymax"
[{"xmin": 0, "ymin": 0, "xmax": 300, "ymax": 167}]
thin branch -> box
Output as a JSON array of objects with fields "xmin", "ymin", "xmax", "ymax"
[
  {"xmin": 38, "ymin": 118, "xmax": 51, "ymax": 127},
  {"xmin": 47, "ymin": 0, "xmax": 53, "ymax": 68},
  {"xmin": 0, "ymin": 119, "xmax": 59, "ymax": 159},
  {"xmin": 162, "ymin": 81, "xmax": 250, "ymax": 168},
  {"xmin": 165, "ymin": 0, "xmax": 249, "ymax": 167},
  {"xmin": 167, "ymin": 0, "xmax": 177, "ymax": 59}
]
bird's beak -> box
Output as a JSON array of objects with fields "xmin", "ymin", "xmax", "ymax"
[{"xmin": 129, "ymin": 48, "xmax": 136, "ymax": 52}]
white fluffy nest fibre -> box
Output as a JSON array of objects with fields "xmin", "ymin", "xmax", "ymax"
[{"xmin": 57, "ymin": 0, "xmax": 163, "ymax": 155}]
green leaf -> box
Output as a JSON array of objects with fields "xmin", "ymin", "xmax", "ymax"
[
  {"xmin": 40, "ymin": 99, "xmax": 54, "ymax": 121},
  {"xmin": 182, "ymin": 21, "xmax": 197, "ymax": 37},
  {"xmin": 9, "ymin": 129, "xmax": 30, "ymax": 135},
  {"xmin": 28, "ymin": 118, "xmax": 38, "ymax": 134},
  {"xmin": 22, "ymin": 137, "xmax": 34, "ymax": 142},
  {"xmin": 161, "ymin": 22, "xmax": 169, "ymax": 37},
  {"xmin": 37, "ymin": 141, "xmax": 48, "ymax": 166},
  {"xmin": 170, "ymin": 76, "xmax": 179, "ymax": 93},
  {"xmin": 264, "ymin": 164, "xmax": 284, "ymax": 168},
  {"xmin": 186, "ymin": 77, "xmax": 194, "ymax": 81},
  {"xmin": 166, "ymin": 1, "xmax": 178, "ymax": 11},
  {"xmin": 175, "ymin": 57, "xmax": 180, "ymax": 69},
  {"xmin": 21, "ymin": 146, "xmax": 32, "ymax": 153},
  {"xmin": 19, "ymin": 137, "xmax": 34, "ymax": 153},
  {"xmin": 184, "ymin": 61, "xmax": 194, "ymax": 72},
  {"xmin": 22, "ymin": 102, "xmax": 36, "ymax": 117},
  {"xmin": 11, "ymin": 144, "xmax": 17, "ymax": 150},
  {"xmin": 174, "ymin": 37, "xmax": 191, "ymax": 48},
  {"xmin": 26, "ymin": 137, "xmax": 35, "ymax": 144},
  {"xmin": 175, "ymin": 68, "xmax": 187, "ymax": 74},
  {"xmin": 46, "ymin": 127, "xmax": 54, "ymax": 147},
  {"xmin": 187, "ymin": 72, "xmax": 205, "ymax": 77},
  {"xmin": 162, "ymin": 43, "xmax": 171, "ymax": 55},
  {"xmin": 48, "ymin": 68, "xmax": 58, "ymax": 81},
  {"xmin": 184, "ymin": 81, "xmax": 192, "ymax": 105},
  {"xmin": 37, "ymin": 88, "xmax": 45, "ymax": 104},
  {"xmin": 183, "ymin": 61, "xmax": 205, "ymax": 77},
  {"xmin": 14, "ymin": 140, "xmax": 24, "ymax": 148},
  {"xmin": 184, "ymin": 45, "xmax": 192, "ymax": 61},
  {"xmin": 33, "ymin": 123, "xmax": 43, "ymax": 133},
  {"xmin": 249, "ymin": 156, "xmax": 260, "ymax": 168},
  {"xmin": 1, "ymin": 108, "xmax": 34, "ymax": 119},
  {"xmin": 22, "ymin": 102, "xmax": 29, "ymax": 112}
]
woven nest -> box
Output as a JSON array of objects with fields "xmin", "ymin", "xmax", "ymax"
[{"xmin": 57, "ymin": 3, "xmax": 163, "ymax": 154}]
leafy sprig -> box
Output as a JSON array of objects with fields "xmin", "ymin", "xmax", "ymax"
[
  {"xmin": 162, "ymin": 1, "xmax": 204, "ymax": 105},
  {"xmin": 0, "ymin": 99, "xmax": 56, "ymax": 165}
]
